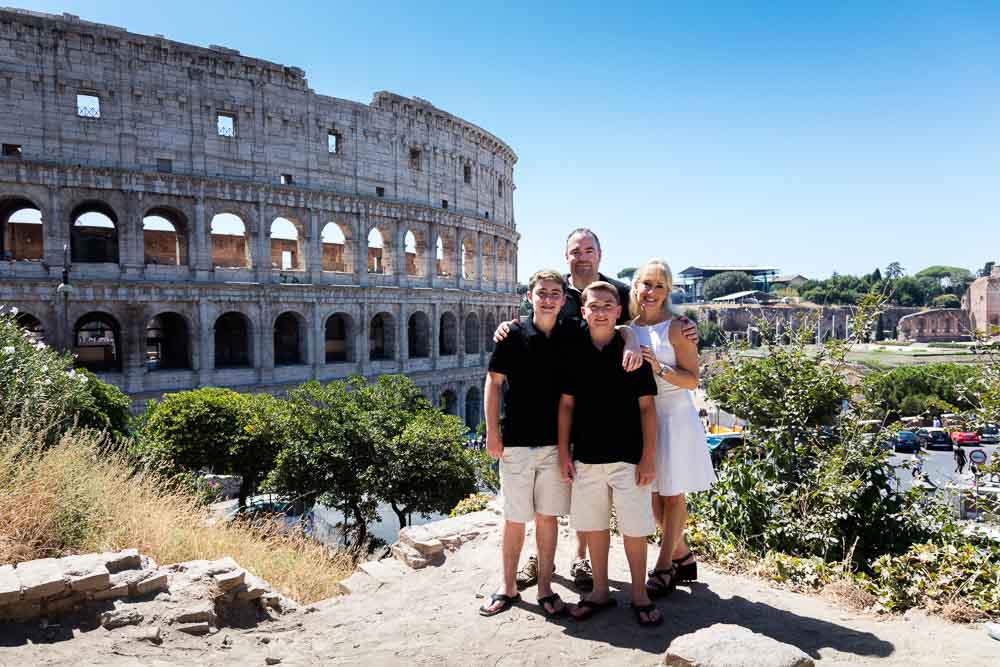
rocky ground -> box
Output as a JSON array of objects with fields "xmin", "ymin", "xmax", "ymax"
[{"xmin": 1, "ymin": 505, "xmax": 998, "ymax": 666}]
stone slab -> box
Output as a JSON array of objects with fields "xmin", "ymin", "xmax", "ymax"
[
  {"xmin": 358, "ymin": 559, "xmax": 409, "ymax": 584},
  {"xmin": 100, "ymin": 608, "xmax": 144, "ymax": 630},
  {"xmin": 0, "ymin": 564, "xmax": 21, "ymax": 605},
  {"xmin": 213, "ymin": 568, "xmax": 245, "ymax": 591},
  {"xmin": 134, "ymin": 571, "xmax": 169, "ymax": 596},
  {"xmin": 336, "ymin": 571, "xmax": 382, "ymax": 596},
  {"xmin": 16, "ymin": 558, "xmax": 68, "ymax": 601},
  {"xmin": 664, "ymin": 624, "xmax": 814, "ymax": 667},
  {"xmin": 104, "ymin": 549, "xmax": 142, "ymax": 574}
]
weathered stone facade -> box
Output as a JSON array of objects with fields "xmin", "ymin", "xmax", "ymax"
[
  {"xmin": 0, "ymin": 9, "xmax": 519, "ymax": 425},
  {"xmin": 695, "ymin": 304, "xmax": 920, "ymax": 343},
  {"xmin": 963, "ymin": 265, "xmax": 1000, "ymax": 337},
  {"xmin": 896, "ymin": 308, "xmax": 971, "ymax": 342}
]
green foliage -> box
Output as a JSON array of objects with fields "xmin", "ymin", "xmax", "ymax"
[
  {"xmin": 932, "ymin": 294, "xmax": 962, "ymax": 308},
  {"xmin": 74, "ymin": 369, "xmax": 132, "ymax": 444},
  {"xmin": 797, "ymin": 268, "xmax": 960, "ymax": 307},
  {"xmin": 915, "ymin": 265, "xmax": 973, "ymax": 284},
  {"xmin": 617, "ymin": 267, "xmax": 637, "ymax": 281},
  {"xmin": 696, "ymin": 320, "xmax": 724, "ymax": 351},
  {"xmin": 703, "ymin": 271, "xmax": 753, "ymax": 300},
  {"xmin": 450, "ymin": 493, "xmax": 492, "ymax": 517},
  {"xmin": 799, "ymin": 274, "xmax": 871, "ymax": 305},
  {"xmin": 139, "ymin": 387, "xmax": 288, "ymax": 506},
  {"xmin": 862, "ymin": 363, "xmax": 978, "ymax": 421}
]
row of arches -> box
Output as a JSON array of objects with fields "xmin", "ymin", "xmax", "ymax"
[
  {"xmin": 0, "ymin": 196, "xmax": 515, "ymax": 283},
  {"xmin": 438, "ymin": 386, "xmax": 482, "ymax": 431},
  {"xmin": 16, "ymin": 308, "xmax": 499, "ymax": 374}
]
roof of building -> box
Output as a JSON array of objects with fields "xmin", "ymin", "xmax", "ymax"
[
  {"xmin": 679, "ymin": 265, "xmax": 780, "ymax": 278},
  {"xmin": 771, "ymin": 274, "xmax": 808, "ymax": 283},
  {"xmin": 711, "ymin": 290, "xmax": 777, "ymax": 303}
]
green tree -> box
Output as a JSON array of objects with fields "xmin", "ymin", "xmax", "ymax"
[
  {"xmin": 885, "ymin": 261, "xmax": 905, "ymax": 280},
  {"xmin": 931, "ymin": 293, "xmax": 961, "ymax": 309},
  {"xmin": 140, "ymin": 388, "xmax": 287, "ymax": 508},
  {"xmin": 75, "ymin": 369, "xmax": 132, "ymax": 444},
  {"xmin": 696, "ymin": 321, "xmax": 724, "ymax": 351},
  {"xmin": 862, "ymin": 363, "xmax": 978, "ymax": 421},
  {"xmin": 915, "ymin": 265, "xmax": 972, "ymax": 287},
  {"xmin": 703, "ymin": 271, "xmax": 753, "ymax": 300},
  {"xmin": 617, "ymin": 267, "xmax": 638, "ymax": 282}
]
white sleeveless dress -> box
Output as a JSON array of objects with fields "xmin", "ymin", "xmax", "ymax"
[{"xmin": 634, "ymin": 319, "xmax": 716, "ymax": 496}]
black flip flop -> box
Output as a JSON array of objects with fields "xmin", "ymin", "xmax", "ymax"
[
  {"xmin": 537, "ymin": 593, "xmax": 567, "ymax": 618},
  {"xmin": 479, "ymin": 592, "xmax": 521, "ymax": 617},
  {"xmin": 630, "ymin": 602, "xmax": 664, "ymax": 627},
  {"xmin": 570, "ymin": 597, "xmax": 617, "ymax": 621},
  {"xmin": 645, "ymin": 566, "xmax": 677, "ymax": 599}
]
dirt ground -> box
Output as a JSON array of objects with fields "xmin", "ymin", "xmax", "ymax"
[{"xmin": 1, "ymin": 515, "xmax": 998, "ymax": 666}]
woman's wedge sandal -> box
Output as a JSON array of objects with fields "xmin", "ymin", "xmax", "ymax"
[
  {"xmin": 645, "ymin": 566, "xmax": 678, "ymax": 599},
  {"xmin": 672, "ymin": 553, "xmax": 698, "ymax": 582}
]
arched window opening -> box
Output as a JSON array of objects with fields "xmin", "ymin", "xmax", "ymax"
[
  {"xmin": 461, "ymin": 238, "xmax": 476, "ymax": 280},
  {"xmin": 439, "ymin": 312, "xmax": 457, "ymax": 356},
  {"xmin": 214, "ymin": 312, "xmax": 251, "ymax": 368},
  {"xmin": 482, "ymin": 238, "xmax": 495, "ymax": 282},
  {"xmin": 369, "ymin": 312, "xmax": 395, "ymax": 360},
  {"xmin": 407, "ymin": 311, "xmax": 431, "ymax": 358},
  {"xmin": 465, "ymin": 387, "xmax": 482, "ymax": 430},
  {"xmin": 484, "ymin": 314, "xmax": 498, "ymax": 353},
  {"xmin": 440, "ymin": 390, "xmax": 458, "ymax": 416},
  {"xmin": 143, "ymin": 208, "xmax": 188, "ymax": 266},
  {"xmin": 0, "ymin": 198, "xmax": 43, "ymax": 261},
  {"xmin": 465, "ymin": 313, "xmax": 481, "ymax": 354},
  {"xmin": 274, "ymin": 312, "xmax": 304, "ymax": 365},
  {"xmin": 270, "ymin": 217, "xmax": 301, "ymax": 271},
  {"xmin": 435, "ymin": 237, "xmax": 447, "ymax": 277},
  {"xmin": 325, "ymin": 313, "xmax": 352, "ymax": 363},
  {"xmin": 210, "ymin": 213, "xmax": 251, "ymax": 268},
  {"xmin": 146, "ymin": 312, "xmax": 190, "ymax": 370},
  {"xmin": 321, "ymin": 222, "xmax": 349, "ymax": 272},
  {"xmin": 404, "ymin": 230, "xmax": 420, "ymax": 276},
  {"xmin": 71, "ymin": 203, "xmax": 118, "ymax": 264},
  {"xmin": 73, "ymin": 312, "xmax": 121, "ymax": 373},
  {"xmin": 367, "ymin": 228, "xmax": 385, "ymax": 274},
  {"xmin": 15, "ymin": 313, "xmax": 45, "ymax": 345}
]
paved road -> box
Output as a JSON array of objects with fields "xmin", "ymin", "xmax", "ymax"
[{"xmin": 888, "ymin": 443, "xmax": 999, "ymax": 492}]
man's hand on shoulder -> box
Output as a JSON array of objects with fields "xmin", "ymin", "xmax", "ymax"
[
  {"xmin": 493, "ymin": 319, "xmax": 520, "ymax": 343},
  {"xmin": 677, "ymin": 316, "xmax": 699, "ymax": 344}
]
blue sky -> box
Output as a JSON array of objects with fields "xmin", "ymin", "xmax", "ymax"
[{"xmin": 21, "ymin": 1, "xmax": 1000, "ymax": 282}]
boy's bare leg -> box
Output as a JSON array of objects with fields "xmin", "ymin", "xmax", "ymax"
[
  {"xmin": 571, "ymin": 529, "xmax": 610, "ymax": 618},
  {"xmin": 624, "ymin": 534, "xmax": 661, "ymax": 623},
  {"xmin": 483, "ymin": 520, "xmax": 525, "ymax": 613},
  {"xmin": 535, "ymin": 514, "xmax": 562, "ymax": 612},
  {"xmin": 575, "ymin": 532, "xmax": 588, "ymax": 560}
]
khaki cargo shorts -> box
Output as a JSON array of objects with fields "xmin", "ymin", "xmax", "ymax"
[
  {"xmin": 570, "ymin": 461, "xmax": 656, "ymax": 537},
  {"xmin": 499, "ymin": 446, "xmax": 571, "ymax": 523}
]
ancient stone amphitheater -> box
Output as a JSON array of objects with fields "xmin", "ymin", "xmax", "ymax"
[{"xmin": 0, "ymin": 8, "xmax": 519, "ymax": 427}]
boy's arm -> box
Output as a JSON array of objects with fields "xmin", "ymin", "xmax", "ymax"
[
  {"xmin": 484, "ymin": 371, "xmax": 506, "ymax": 459},
  {"xmin": 614, "ymin": 324, "xmax": 642, "ymax": 372},
  {"xmin": 636, "ymin": 395, "xmax": 657, "ymax": 486},
  {"xmin": 557, "ymin": 394, "xmax": 576, "ymax": 481}
]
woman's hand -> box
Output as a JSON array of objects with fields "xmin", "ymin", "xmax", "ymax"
[{"xmin": 640, "ymin": 346, "xmax": 662, "ymax": 375}]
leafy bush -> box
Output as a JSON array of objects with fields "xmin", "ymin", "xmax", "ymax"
[
  {"xmin": 863, "ymin": 363, "xmax": 978, "ymax": 421},
  {"xmin": 450, "ymin": 493, "xmax": 492, "ymax": 517},
  {"xmin": 932, "ymin": 293, "xmax": 962, "ymax": 309}
]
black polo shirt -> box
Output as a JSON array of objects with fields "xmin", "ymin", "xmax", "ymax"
[
  {"xmin": 520, "ymin": 273, "xmax": 632, "ymax": 327},
  {"xmin": 487, "ymin": 318, "xmax": 578, "ymax": 447},
  {"xmin": 559, "ymin": 332, "xmax": 658, "ymax": 465}
]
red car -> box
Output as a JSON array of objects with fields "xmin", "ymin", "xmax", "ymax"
[{"xmin": 951, "ymin": 430, "xmax": 981, "ymax": 447}]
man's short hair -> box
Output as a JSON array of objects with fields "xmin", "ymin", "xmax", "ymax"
[
  {"xmin": 528, "ymin": 269, "xmax": 566, "ymax": 293},
  {"xmin": 565, "ymin": 228, "xmax": 601, "ymax": 253},
  {"xmin": 582, "ymin": 280, "xmax": 619, "ymax": 305}
]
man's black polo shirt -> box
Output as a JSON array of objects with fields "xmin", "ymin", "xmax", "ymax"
[
  {"xmin": 559, "ymin": 332, "xmax": 658, "ymax": 465},
  {"xmin": 488, "ymin": 318, "xmax": 577, "ymax": 447},
  {"xmin": 520, "ymin": 273, "xmax": 632, "ymax": 327}
]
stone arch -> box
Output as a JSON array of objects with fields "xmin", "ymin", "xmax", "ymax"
[
  {"xmin": 439, "ymin": 311, "xmax": 458, "ymax": 356},
  {"xmin": 214, "ymin": 311, "xmax": 252, "ymax": 368},
  {"xmin": 0, "ymin": 196, "xmax": 44, "ymax": 261},
  {"xmin": 461, "ymin": 236, "xmax": 476, "ymax": 280},
  {"xmin": 465, "ymin": 386, "xmax": 482, "ymax": 430},
  {"xmin": 481, "ymin": 237, "xmax": 495, "ymax": 283},
  {"xmin": 324, "ymin": 312, "xmax": 354, "ymax": 363},
  {"xmin": 369, "ymin": 311, "xmax": 396, "ymax": 360},
  {"xmin": 210, "ymin": 213, "xmax": 252, "ymax": 268},
  {"xmin": 321, "ymin": 221, "xmax": 352, "ymax": 273},
  {"xmin": 70, "ymin": 201, "xmax": 119, "ymax": 264},
  {"xmin": 407, "ymin": 310, "xmax": 431, "ymax": 358},
  {"xmin": 270, "ymin": 216, "xmax": 304, "ymax": 271},
  {"xmin": 435, "ymin": 229, "xmax": 456, "ymax": 277},
  {"xmin": 440, "ymin": 389, "xmax": 458, "ymax": 416},
  {"xmin": 15, "ymin": 312, "xmax": 46, "ymax": 345},
  {"xmin": 73, "ymin": 311, "xmax": 122, "ymax": 373},
  {"xmin": 143, "ymin": 206, "xmax": 188, "ymax": 266},
  {"xmin": 367, "ymin": 226, "xmax": 392, "ymax": 274},
  {"xmin": 145, "ymin": 311, "xmax": 192, "ymax": 370},
  {"xmin": 403, "ymin": 228, "xmax": 424, "ymax": 277},
  {"xmin": 274, "ymin": 310, "xmax": 306, "ymax": 365},
  {"xmin": 465, "ymin": 312, "xmax": 481, "ymax": 354},
  {"xmin": 484, "ymin": 311, "xmax": 498, "ymax": 353}
]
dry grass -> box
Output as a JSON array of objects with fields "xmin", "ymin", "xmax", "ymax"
[{"xmin": 0, "ymin": 427, "xmax": 353, "ymax": 603}]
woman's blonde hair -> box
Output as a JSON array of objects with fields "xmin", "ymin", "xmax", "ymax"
[{"xmin": 629, "ymin": 259, "xmax": 674, "ymax": 320}]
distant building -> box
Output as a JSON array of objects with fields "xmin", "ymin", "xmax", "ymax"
[
  {"xmin": 897, "ymin": 309, "xmax": 971, "ymax": 343},
  {"xmin": 963, "ymin": 264, "xmax": 1000, "ymax": 336},
  {"xmin": 678, "ymin": 265, "xmax": 779, "ymax": 301},
  {"xmin": 770, "ymin": 274, "xmax": 808, "ymax": 290}
]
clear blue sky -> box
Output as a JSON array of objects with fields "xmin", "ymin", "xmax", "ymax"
[{"xmin": 21, "ymin": 1, "xmax": 1000, "ymax": 282}]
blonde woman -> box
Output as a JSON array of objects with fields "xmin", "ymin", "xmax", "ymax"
[{"xmin": 629, "ymin": 259, "xmax": 715, "ymax": 597}]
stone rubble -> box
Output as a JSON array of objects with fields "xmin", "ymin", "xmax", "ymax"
[{"xmin": 665, "ymin": 624, "xmax": 815, "ymax": 667}]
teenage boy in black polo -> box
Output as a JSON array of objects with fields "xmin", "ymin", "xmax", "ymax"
[
  {"xmin": 557, "ymin": 281, "xmax": 663, "ymax": 627},
  {"xmin": 479, "ymin": 270, "xmax": 573, "ymax": 618}
]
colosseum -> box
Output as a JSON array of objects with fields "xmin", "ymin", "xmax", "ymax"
[{"xmin": 0, "ymin": 9, "xmax": 520, "ymax": 428}]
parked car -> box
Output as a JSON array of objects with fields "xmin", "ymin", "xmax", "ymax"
[
  {"xmin": 892, "ymin": 430, "xmax": 920, "ymax": 453},
  {"xmin": 915, "ymin": 427, "xmax": 952, "ymax": 451},
  {"xmin": 706, "ymin": 433, "xmax": 744, "ymax": 468},
  {"xmin": 224, "ymin": 495, "xmax": 313, "ymax": 534},
  {"xmin": 977, "ymin": 423, "xmax": 999, "ymax": 445},
  {"xmin": 951, "ymin": 430, "xmax": 981, "ymax": 447}
]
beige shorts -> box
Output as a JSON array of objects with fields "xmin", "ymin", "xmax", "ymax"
[
  {"xmin": 500, "ymin": 446, "xmax": 571, "ymax": 523},
  {"xmin": 570, "ymin": 462, "xmax": 656, "ymax": 537}
]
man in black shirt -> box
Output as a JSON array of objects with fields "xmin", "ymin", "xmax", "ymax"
[
  {"xmin": 557, "ymin": 281, "xmax": 662, "ymax": 626},
  {"xmin": 479, "ymin": 270, "xmax": 573, "ymax": 618}
]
